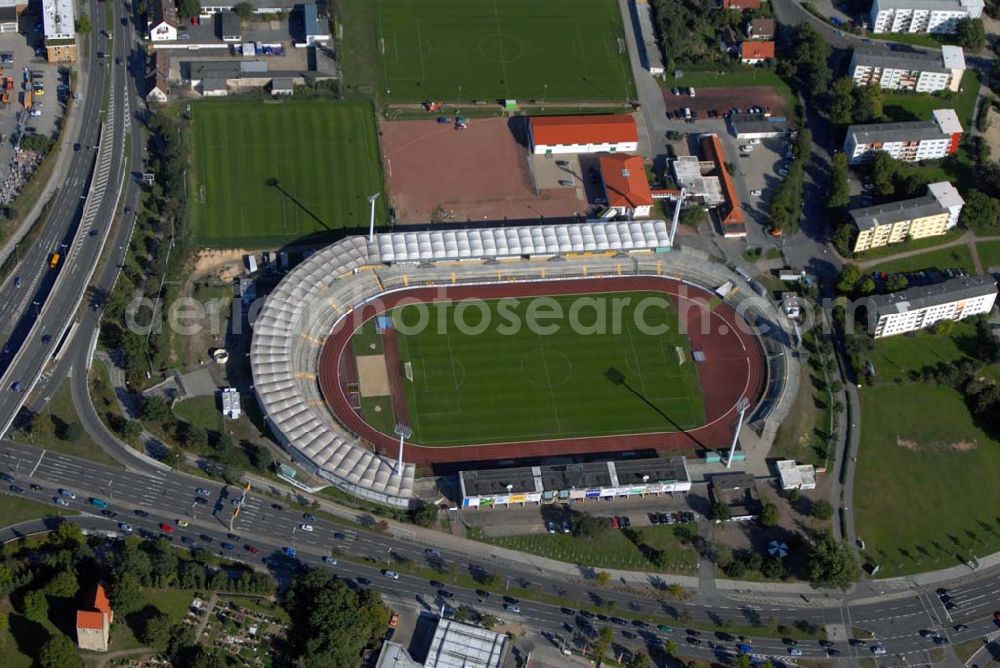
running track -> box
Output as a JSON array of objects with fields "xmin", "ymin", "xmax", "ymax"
[{"xmin": 317, "ymin": 277, "xmax": 765, "ymax": 466}]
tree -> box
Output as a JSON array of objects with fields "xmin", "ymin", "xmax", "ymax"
[
  {"xmin": 629, "ymin": 652, "xmax": 652, "ymax": 668},
  {"xmin": 123, "ymin": 420, "xmax": 143, "ymax": 443},
  {"xmin": 885, "ymin": 273, "xmax": 909, "ymax": 292},
  {"xmin": 832, "ymin": 223, "xmax": 854, "ymax": 256},
  {"xmin": 955, "ymin": 17, "xmax": 986, "ymax": 50},
  {"xmin": 177, "ymin": 0, "xmax": 201, "ymax": 20},
  {"xmin": 61, "ymin": 422, "xmax": 83, "ymax": 442},
  {"xmin": 232, "ymin": 2, "xmax": 253, "ymax": 19},
  {"xmin": 828, "ymin": 77, "xmax": 855, "ymax": 125},
  {"xmin": 679, "ymin": 206, "xmax": 707, "ymax": 227},
  {"xmin": 812, "ymin": 499, "xmax": 834, "ymax": 521},
  {"xmin": 571, "ymin": 512, "xmax": 607, "ymax": 538},
  {"xmin": 960, "ymin": 189, "xmax": 1000, "ymax": 230},
  {"xmin": 480, "ymin": 614, "xmax": 499, "ymax": 630},
  {"xmin": 45, "ymin": 570, "xmax": 79, "ymax": 598},
  {"xmin": 871, "ymin": 152, "xmax": 899, "ymax": 196},
  {"xmin": 595, "ymin": 571, "xmax": 611, "ymax": 585},
  {"xmin": 827, "ymin": 153, "xmax": 851, "ymax": 209},
  {"xmin": 663, "ymin": 640, "xmax": 679, "ymax": 657},
  {"xmin": 978, "ymin": 160, "xmax": 1000, "ymax": 197},
  {"xmin": 76, "ymin": 12, "xmax": 92, "ymax": 34},
  {"xmin": 761, "ymin": 556, "xmax": 786, "ymax": 579},
  {"xmin": 836, "ymin": 264, "xmax": 862, "ymax": 294},
  {"xmin": 711, "ymin": 502, "xmax": 731, "ymax": 522},
  {"xmin": 184, "ymin": 424, "xmax": 208, "ymax": 450},
  {"xmin": 759, "ymin": 501, "xmax": 779, "ymax": 528},
  {"xmin": 787, "ymin": 488, "xmax": 801, "ymax": 505},
  {"xmin": 139, "ymin": 612, "xmax": 175, "ymax": 652},
  {"xmin": 852, "ymin": 84, "xmax": 883, "ymax": 123},
  {"xmin": 286, "ymin": 569, "xmax": 390, "ymax": 665},
  {"xmin": 787, "ymin": 24, "xmax": 832, "ymax": 98},
  {"xmin": 856, "ymin": 276, "xmax": 876, "ymax": 295},
  {"xmin": 247, "ymin": 442, "xmax": 273, "ymax": 471},
  {"xmin": 22, "ymin": 589, "xmax": 48, "ymax": 622},
  {"xmin": 31, "ymin": 413, "xmax": 55, "ymax": 439},
  {"xmin": 38, "ymin": 634, "xmax": 80, "ymax": 668},
  {"xmin": 591, "ymin": 626, "xmax": 615, "ymax": 662},
  {"xmin": 408, "ymin": 503, "xmax": 437, "ymax": 528},
  {"xmin": 808, "ymin": 532, "xmax": 861, "ymax": 590},
  {"xmin": 109, "ymin": 573, "xmax": 145, "ymax": 615},
  {"xmin": 143, "ymin": 396, "xmax": 171, "ymax": 422}
]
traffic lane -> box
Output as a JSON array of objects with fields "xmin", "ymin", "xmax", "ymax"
[
  {"xmin": 0, "ymin": 440, "xmax": 948, "ymax": 637},
  {"xmin": 1, "ymin": 443, "xmax": 982, "ymax": 659}
]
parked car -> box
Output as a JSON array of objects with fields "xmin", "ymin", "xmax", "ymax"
[{"xmin": 546, "ymin": 521, "xmax": 557, "ymax": 534}]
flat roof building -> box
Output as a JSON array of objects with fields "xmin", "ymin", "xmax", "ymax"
[
  {"xmin": 709, "ymin": 472, "xmax": 759, "ymax": 522},
  {"xmin": 870, "ymin": 0, "xmax": 983, "ymax": 34},
  {"xmin": 672, "ymin": 155, "xmax": 724, "ymax": 206},
  {"xmin": 850, "ymin": 45, "xmax": 965, "ymax": 93},
  {"xmin": 729, "ymin": 113, "xmax": 796, "ymax": 139},
  {"xmin": 460, "ymin": 457, "xmax": 692, "ymax": 508},
  {"xmin": 776, "ymin": 460, "xmax": 817, "ymax": 490},
  {"xmin": 529, "ymin": 115, "xmax": 639, "ymax": 155},
  {"xmin": 599, "ymin": 154, "xmax": 653, "ymax": 218},
  {"xmin": 42, "ymin": 0, "xmax": 76, "ymax": 62},
  {"xmin": 844, "ymin": 108, "xmax": 962, "ymax": 164},
  {"xmin": 700, "ymin": 134, "xmax": 746, "ymax": 237},
  {"xmin": 865, "ymin": 274, "xmax": 997, "ymax": 338},
  {"xmin": 850, "ymin": 181, "xmax": 963, "ymax": 253},
  {"xmin": 222, "ymin": 388, "xmax": 241, "ymax": 420}
]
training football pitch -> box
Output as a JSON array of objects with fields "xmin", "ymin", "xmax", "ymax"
[
  {"xmin": 189, "ymin": 100, "xmax": 386, "ymax": 248},
  {"xmin": 382, "ymin": 291, "xmax": 705, "ymax": 445},
  {"xmin": 374, "ymin": 0, "xmax": 635, "ymax": 103}
]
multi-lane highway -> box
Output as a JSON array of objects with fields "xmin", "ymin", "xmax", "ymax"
[
  {"xmin": 0, "ymin": 0, "xmax": 136, "ymax": 437},
  {"xmin": 2, "ymin": 439, "xmax": 998, "ymax": 664}
]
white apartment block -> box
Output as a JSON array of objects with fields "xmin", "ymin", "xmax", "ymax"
[
  {"xmin": 867, "ymin": 275, "xmax": 997, "ymax": 338},
  {"xmin": 844, "ymin": 108, "xmax": 962, "ymax": 164},
  {"xmin": 850, "ymin": 45, "xmax": 965, "ymax": 93},
  {"xmin": 870, "ymin": 0, "xmax": 983, "ymax": 34}
]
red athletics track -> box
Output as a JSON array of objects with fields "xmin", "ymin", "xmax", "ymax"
[{"xmin": 316, "ymin": 277, "xmax": 765, "ymax": 466}]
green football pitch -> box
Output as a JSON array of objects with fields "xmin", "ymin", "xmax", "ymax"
[
  {"xmin": 189, "ymin": 100, "xmax": 386, "ymax": 248},
  {"xmin": 374, "ymin": 0, "xmax": 636, "ymax": 103},
  {"xmin": 380, "ymin": 291, "xmax": 705, "ymax": 445}
]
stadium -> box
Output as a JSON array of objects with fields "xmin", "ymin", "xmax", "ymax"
[{"xmin": 249, "ymin": 221, "xmax": 795, "ymax": 508}]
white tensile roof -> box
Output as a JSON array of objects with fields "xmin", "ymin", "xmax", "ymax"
[{"xmin": 376, "ymin": 220, "xmax": 671, "ymax": 263}]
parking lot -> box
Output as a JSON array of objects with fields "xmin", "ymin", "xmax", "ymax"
[{"xmin": 0, "ymin": 27, "xmax": 68, "ymax": 207}]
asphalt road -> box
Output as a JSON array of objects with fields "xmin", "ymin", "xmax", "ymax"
[
  {"xmin": 0, "ymin": 0, "xmax": 135, "ymax": 437},
  {"xmin": 1, "ymin": 439, "xmax": 997, "ymax": 664}
]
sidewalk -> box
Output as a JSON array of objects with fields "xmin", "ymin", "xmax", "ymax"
[{"xmin": 0, "ymin": 58, "xmax": 91, "ymax": 271}]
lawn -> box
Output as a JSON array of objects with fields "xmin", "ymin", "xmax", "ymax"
[
  {"xmin": 867, "ymin": 245, "xmax": 975, "ymax": 275},
  {"xmin": 189, "ymin": 100, "xmax": 386, "ymax": 248},
  {"xmin": 173, "ymin": 396, "xmax": 224, "ymax": 434},
  {"xmin": 977, "ymin": 239, "xmax": 1000, "ymax": 270},
  {"xmin": 854, "ymin": 383, "xmax": 1000, "ymax": 577},
  {"xmin": 13, "ymin": 381, "xmax": 123, "ymax": 469},
  {"xmin": 374, "ymin": 0, "xmax": 635, "ymax": 102},
  {"xmin": 382, "ymin": 291, "xmax": 705, "ymax": 445},
  {"xmin": 854, "ymin": 229, "xmax": 963, "ymax": 261},
  {"xmin": 144, "ymin": 588, "xmax": 195, "ymax": 621},
  {"xmin": 0, "ymin": 495, "xmax": 78, "ymax": 526},
  {"xmin": 868, "ymin": 320, "xmax": 976, "ymax": 384},
  {"xmin": 481, "ymin": 525, "xmax": 699, "ymax": 573},
  {"xmin": 882, "ymin": 71, "xmax": 981, "ymax": 129}
]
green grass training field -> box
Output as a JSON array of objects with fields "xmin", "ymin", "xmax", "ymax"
[
  {"xmin": 380, "ymin": 291, "xmax": 704, "ymax": 445},
  {"xmin": 374, "ymin": 0, "xmax": 635, "ymax": 102},
  {"xmin": 190, "ymin": 100, "xmax": 386, "ymax": 248}
]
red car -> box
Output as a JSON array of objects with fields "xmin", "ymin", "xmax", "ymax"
[
  {"xmin": 245, "ymin": 545, "xmax": 259, "ymax": 554},
  {"xmin": 159, "ymin": 523, "xmax": 174, "ymax": 533},
  {"xmin": 994, "ymin": 611, "xmax": 1000, "ymax": 622}
]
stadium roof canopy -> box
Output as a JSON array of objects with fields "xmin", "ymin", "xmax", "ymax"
[{"xmin": 376, "ymin": 220, "xmax": 671, "ymax": 263}]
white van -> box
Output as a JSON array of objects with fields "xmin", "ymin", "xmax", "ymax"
[
  {"xmin": 684, "ymin": 107, "xmax": 692, "ymax": 120},
  {"xmin": 688, "ymin": 87, "xmax": 696, "ymax": 97}
]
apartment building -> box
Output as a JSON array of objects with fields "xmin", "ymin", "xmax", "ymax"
[
  {"xmin": 851, "ymin": 181, "xmax": 963, "ymax": 252},
  {"xmin": 42, "ymin": 0, "xmax": 76, "ymax": 63},
  {"xmin": 850, "ymin": 45, "xmax": 965, "ymax": 93},
  {"xmin": 867, "ymin": 275, "xmax": 997, "ymax": 338},
  {"xmin": 844, "ymin": 108, "xmax": 962, "ymax": 164},
  {"xmin": 870, "ymin": 0, "xmax": 984, "ymax": 34}
]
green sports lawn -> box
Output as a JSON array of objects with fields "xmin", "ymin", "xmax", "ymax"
[
  {"xmin": 190, "ymin": 100, "xmax": 386, "ymax": 248},
  {"xmin": 383, "ymin": 291, "xmax": 704, "ymax": 445},
  {"xmin": 375, "ymin": 0, "xmax": 635, "ymax": 102}
]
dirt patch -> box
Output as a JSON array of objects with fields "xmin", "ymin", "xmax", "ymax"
[
  {"xmin": 191, "ymin": 248, "xmax": 253, "ymax": 283},
  {"xmin": 380, "ymin": 117, "xmax": 590, "ymax": 224},
  {"xmin": 981, "ymin": 106, "xmax": 1000, "ymax": 159},
  {"xmin": 356, "ymin": 355, "xmax": 390, "ymax": 397},
  {"xmin": 662, "ymin": 86, "xmax": 787, "ymax": 119},
  {"xmin": 896, "ymin": 436, "xmax": 977, "ymax": 451}
]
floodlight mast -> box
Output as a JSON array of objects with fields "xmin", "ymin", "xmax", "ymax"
[
  {"xmin": 668, "ymin": 188, "xmax": 686, "ymax": 246},
  {"xmin": 725, "ymin": 397, "xmax": 751, "ymax": 468},
  {"xmin": 368, "ymin": 193, "xmax": 380, "ymax": 242}
]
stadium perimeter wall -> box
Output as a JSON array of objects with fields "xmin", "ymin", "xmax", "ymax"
[{"xmin": 250, "ymin": 240, "xmax": 798, "ymax": 507}]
